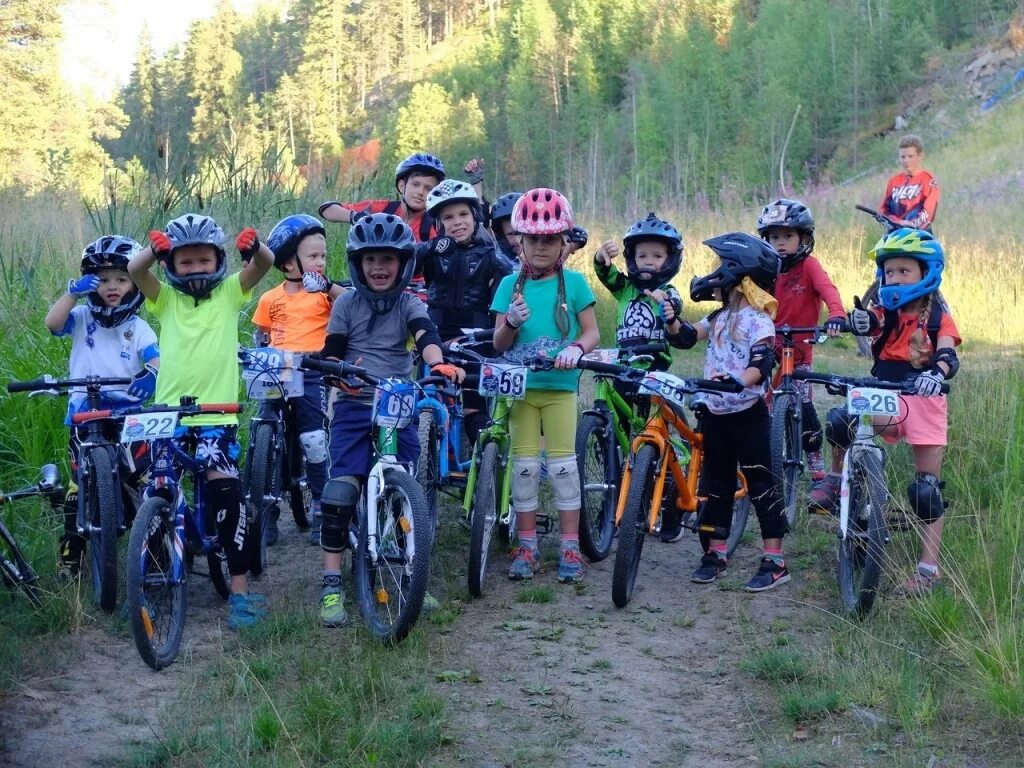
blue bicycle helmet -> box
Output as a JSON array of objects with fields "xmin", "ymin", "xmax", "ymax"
[
  {"xmin": 80, "ymin": 235, "xmax": 144, "ymax": 328},
  {"xmin": 871, "ymin": 227, "xmax": 944, "ymax": 310},
  {"xmin": 490, "ymin": 192, "xmax": 523, "ymax": 225},
  {"xmin": 267, "ymin": 214, "xmax": 326, "ymax": 270},
  {"xmin": 622, "ymin": 212, "xmax": 684, "ymax": 292},
  {"xmin": 394, "ymin": 153, "xmax": 446, "ymax": 187},
  {"xmin": 162, "ymin": 213, "xmax": 227, "ymax": 302},
  {"xmin": 346, "ymin": 213, "xmax": 416, "ymax": 314}
]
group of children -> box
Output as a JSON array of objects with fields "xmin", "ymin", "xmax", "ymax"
[{"xmin": 45, "ymin": 148, "xmax": 960, "ymax": 630}]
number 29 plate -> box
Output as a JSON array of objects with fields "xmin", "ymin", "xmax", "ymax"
[
  {"xmin": 846, "ymin": 387, "xmax": 900, "ymax": 417},
  {"xmin": 478, "ymin": 363, "xmax": 528, "ymax": 399},
  {"xmin": 121, "ymin": 412, "xmax": 179, "ymax": 443}
]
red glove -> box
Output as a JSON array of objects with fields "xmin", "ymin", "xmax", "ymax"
[
  {"xmin": 236, "ymin": 227, "xmax": 260, "ymax": 262},
  {"xmin": 149, "ymin": 230, "xmax": 172, "ymax": 258},
  {"xmin": 431, "ymin": 363, "xmax": 466, "ymax": 383}
]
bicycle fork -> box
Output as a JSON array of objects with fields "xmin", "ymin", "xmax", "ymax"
[{"xmin": 838, "ymin": 417, "xmax": 886, "ymax": 542}]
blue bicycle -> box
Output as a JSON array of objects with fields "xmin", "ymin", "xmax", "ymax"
[{"xmin": 74, "ymin": 397, "xmax": 244, "ymax": 670}]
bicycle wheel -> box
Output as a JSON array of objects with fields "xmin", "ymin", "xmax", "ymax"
[
  {"xmin": 246, "ymin": 422, "xmax": 277, "ymax": 574},
  {"xmin": 353, "ymin": 468, "xmax": 431, "ymax": 643},
  {"xmin": 0, "ymin": 522, "xmax": 42, "ymax": 608},
  {"xmin": 770, "ymin": 393, "xmax": 802, "ymax": 530},
  {"xmin": 415, "ymin": 410, "xmax": 441, "ymax": 542},
  {"xmin": 837, "ymin": 451, "xmax": 887, "ymax": 617},
  {"xmin": 467, "ymin": 441, "xmax": 500, "ymax": 597},
  {"xmin": 207, "ymin": 549, "xmax": 232, "ymax": 599},
  {"xmin": 725, "ymin": 492, "xmax": 752, "ymax": 558},
  {"xmin": 576, "ymin": 412, "xmax": 618, "ymax": 562},
  {"xmin": 612, "ymin": 444, "xmax": 657, "ymax": 608},
  {"xmin": 288, "ymin": 477, "xmax": 312, "ymax": 530},
  {"xmin": 83, "ymin": 448, "xmax": 119, "ymax": 613},
  {"xmin": 126, "ymin": 497, "xmax": 187, "ymax": 670}
]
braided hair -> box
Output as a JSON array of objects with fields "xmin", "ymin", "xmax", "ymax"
[
  {"xmin": 510, "ymin": 261, "xmax": 571, "ymax": 339},
  {"xmin": 908, "ymin": 293, "xmax": 935, "ymax": 369}
]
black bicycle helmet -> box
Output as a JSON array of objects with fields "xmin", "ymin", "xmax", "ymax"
[
  {"xmin": 690, "ymin": 232, "xmax": 781, "ymax": 302},
  {"xmin": 267, "ymin": 214, "xmax": 326, "ymax": 270},
  {"xmin": 756, "ymin": 198, "xmax": 815, "ymax": 272},
  {"xmin": 80, "ymin": 235, "xmax": 144, "ymax": 328},
  {"xmin": 394, "ymin": 153, "xmax": 446, "ymax": 187},
  {"xmin": 346, "ymin": 213, "xmax": 416, "ymax": 314},
  {"xmin": 622, "ymin": 212, "xmax": 684, "ymax": 292},
  {"xmin": 162, "ymin": 213, "xmax": 227, "ymax": 302}
]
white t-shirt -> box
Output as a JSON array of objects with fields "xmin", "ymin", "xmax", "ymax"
[
  {"xmin": 56, "ymin": 305, "xmax": 159, "ymax": 420},
  {"xmin": 697, "ymin": 305, "xmax": 775, "ymax": 414}
]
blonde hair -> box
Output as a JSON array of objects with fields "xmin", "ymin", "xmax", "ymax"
[
  {"xmin": 908, "ymin": 293, "xmax": 935, "ymax": 369},
  {"xmin": 898, "ymin": 134, "xmax": 924, "ymax": 153}
]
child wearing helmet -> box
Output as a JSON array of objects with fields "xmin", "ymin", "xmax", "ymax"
[
  {"xmin": 672, "ymin": 233, "xmax": 790, "ymax": 591},
  {"xmin": 316, "ymin": 212, "xmax": 463, "ymax": 627},
  {"xmin": 129, "ymin": 213, "xmax": 275, "ymax": 629},
  {"xmin": 491, "ymin": 188, "xmax": 601, "ymax": 584},
  {"xmin": 44, "ymin": 235, "xmax": 161, "ymax": 578},
  {"xmin": 252, "ymin": 214, "xmax": 346, "ymax": 546},
  {"xmin": 489, "ymin": 192, "xmax": 524, "ymax": 263},
  {"xmin": 757, "ymin": 198, "xmax": 846, "ymax": 482},
  {"xmin": 811, "ymin": 228, "xmax": 960, "ymax": 595}
]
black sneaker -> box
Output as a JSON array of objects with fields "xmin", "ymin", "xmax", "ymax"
[
  {"xmin": 266, "ymin": 505, "xmax": 280, "ymax": 547},
  {"xmin": 744, "ymin": 557, "xmax": 791, "ymax": 592},
  {"xmin": 659, "ymin": 515, "xmax": 684, "ymax": 543},
  {"xmin": 690, "ymin": 552, "xmax": 727, "ymax": 584}
]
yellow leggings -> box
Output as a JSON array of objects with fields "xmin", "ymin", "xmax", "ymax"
[{"xmin": 509, "ymin": 389, "xmax": 578, "ymax": 458}]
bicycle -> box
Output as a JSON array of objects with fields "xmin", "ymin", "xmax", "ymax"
[
  {"xmin": 793, "ymin": 368, "xmax": 948, "ymax": 616},
  {"xmin": 0, "ymin": 464, "xmax": 65, "ymax": 608},
  {"xmin": 575, "ymin": 344, "xmax": 670, "ymax": 562},
  {"xmin": 7, "ymin": 374, "xmax": 139, "ymax": 612},
  {"xmin": 73, "ymin": 398, "xmax": 244, "ymax": 669},
  {"xmin": 239, "ymin": 346, "xmax": 317, "ymax": 572},
  {"xmin": 301, "ymin": 356, "xmax": 441, "ymax": 643}
]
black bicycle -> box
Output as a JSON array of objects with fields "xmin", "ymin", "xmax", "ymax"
[{"xmin": 0, "ymin": 465, "xmax": 65, "ymax": 608}]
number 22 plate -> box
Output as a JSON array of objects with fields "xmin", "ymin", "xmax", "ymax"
[
  {"xmin": 121, "ymin": 412, "xmax": 179, "ymax": 443},
  {"xmin": 846, "ymin": 387, "xmax": 900, "ymax": 417}
]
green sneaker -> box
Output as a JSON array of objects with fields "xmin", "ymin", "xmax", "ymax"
[
  {"xmin": 319, "ymin": 585, "xmax": 349, "ymax": 627},
  {"xmin": 421, "ymin": 592, "xmax": 441, "ymax": 614}
]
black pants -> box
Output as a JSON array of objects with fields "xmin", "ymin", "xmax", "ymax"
[{"xmin": 701, "ymin": 398, "xmax": 787, "ymax": 542}]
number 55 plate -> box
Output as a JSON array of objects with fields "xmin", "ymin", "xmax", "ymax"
[
  {"xmin": 847, "ymin": 387, "xmax": 900, "ymax": 417},
  {"xmin": 121, "ymin": 412, "xmax": 179, "ymax": 443}
]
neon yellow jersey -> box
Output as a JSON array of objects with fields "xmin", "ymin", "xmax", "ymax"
[{"xmin": 146, "ymin": 273, "xmax": 250, "ymax": 426}]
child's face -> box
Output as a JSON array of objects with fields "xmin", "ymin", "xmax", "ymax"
[
  {"xmin": 172, "ymin": 244, "xmax": 219, "ymax": 276},
  {"xmin": 521, "ymin": 233, "xmax": 566, "ymax": 273},
  {"xmin": 286, "ymin": 233, "xmax": 327, "ymax": 277},
  {"xmin": 439, "ymin": 203, "xmax": 475, "ymax": 243},
  {"xmin": 95, "ymin": 268, "xmax": 134, "ymax": 306},
  {"xmin": 496, "ymin": 219, "xmax": 522, "ymax": 257},
  {"xmin": 881, "ymin": 256, "xmax": 923, "ymax": 286},
  {"xmin": 633, "ymin": 240, "xmax": 669, "ymax": 272},
  {"xmin": 360, "ymin": 250, "xmax": 401, "ymax": 292},
  {"xmin": 898, "ymin": 146, "xmax": 922, "ymax": 174},
  {"xmin": 765, "ymin": 227, "xmax": 802, "ymax": 256},
  {"xmin": 398, "ymin": 173, "xmax": 442, "ymax": 212}
]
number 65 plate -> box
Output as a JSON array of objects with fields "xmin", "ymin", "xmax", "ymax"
[
  {"xmin": 121, "ymin": 412, "xmax": 179, "ymax": 443},
  {"xmin": 478, "ymin": 363, "xmax": 528, "ymax": 399},
  {"xmin": 847, "ymin": 387, "xmax": 900, "ymax": 417}
]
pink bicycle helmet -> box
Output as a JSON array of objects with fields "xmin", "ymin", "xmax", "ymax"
[{"xmin": 512, "ymin": 188, "xmax": 574, "ymax": 236}]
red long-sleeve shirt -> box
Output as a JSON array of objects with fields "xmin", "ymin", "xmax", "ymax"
[
  {"xmin": 879, "ymin": 170, "xmax": 940, "ymax": 230},
  {"xmin": 772, "ymin": 256, "xmax": 846, "ymax": 364}
]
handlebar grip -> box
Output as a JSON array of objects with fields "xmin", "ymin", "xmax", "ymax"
[
  {"xmin": 468, "ymin": 328, "xmax": 496, "ymax": 342},
  {"xmin": 7, "ymin": 378, "xmax": 52, "ymax": 393},
  {"xmin": 695, "ymin": 378, "xmax": 744, "ymax": 394},
  {"xmin": 72, "ymin": 409, "xmax": 112, "ymax": 424},
  {"xmin": 577, "ymin": 359, "xmax": 627, "ymax": 376},
  {"xmin": 199, "ymin": 403, "xmax": 242, "ymax": 414}
]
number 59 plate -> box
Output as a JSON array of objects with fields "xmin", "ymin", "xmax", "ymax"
[
  {"xmin": 121, "ymin": 412, "xmax": 179, "ymax": 443},
  {"xmin": 478, "ymin": 363, "xmax": 528, "ymax": 399},
  {"xmin": 847, "ymin": 387, "xmax": 899, "ymax": 417}
]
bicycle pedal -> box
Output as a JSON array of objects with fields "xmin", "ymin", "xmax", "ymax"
[{"xmin": 536, "ymin": 517, "xmax": 554, "ymax": 535}]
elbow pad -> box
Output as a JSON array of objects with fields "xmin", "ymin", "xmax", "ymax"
[
  {"xmin": 667, "ymin": 321, "xmax": 698, "ymax": 350},
  {"xmin": 931, "ymin": 347, "xmax": 959, "ymax": 380},
  {"xmin": 747, "ymin": 343, "xmax": 776, "ymax": 384},
  {"xmin": 322, "ymin": 333, "xmax": 348, "ymax": 360},
  {"xmin": 409, "ymin": 316, "xmax": 442, "ymax": 353}
]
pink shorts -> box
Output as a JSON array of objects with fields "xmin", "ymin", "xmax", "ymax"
[{"xmin": 879, "ymin": 394, "xmax": 948, "ymax": 446}]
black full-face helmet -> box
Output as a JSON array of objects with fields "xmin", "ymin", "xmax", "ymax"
[{"xmin": 690, "ymin": 232, "xmax": 781, "ymax": 302}]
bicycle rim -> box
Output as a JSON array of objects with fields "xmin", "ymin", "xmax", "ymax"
[
  {"xmin": 576, "ymin": 413, "xmax": 616, "ymax": 562},
  {"xmin": 468, "ymin": 441, "xmax": 499, "ymax": 597},
  {"xmin": 612, "ymin": 444, "xmax": 656, "ymax": 608},
  {"xmin": 837, "ymin": 451, "xmax": 887, "ymax": 617}
]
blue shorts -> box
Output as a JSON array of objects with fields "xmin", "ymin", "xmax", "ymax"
[
  {"xmin": 328, "ymin": 399, "xmax": 420, "ymax": 478},
  {"xmin": 173, "ymin": 425, "xmax": 242, "ymax": 478}
]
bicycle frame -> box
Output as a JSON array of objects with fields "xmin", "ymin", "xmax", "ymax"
[
  {"xmin": 461, "ymin": 396, "xmax": 515, "ymax": 531},
  {"xmin": 584, "ymin": 375, "xmax": 645, "ymax": 458},
  {"xmin": 416, "ymin": 383, "xmax": 471, "ymax": 479},
  {"xmin": 838, "ymin": 414, "xmax": 886, "ymax": 541}
]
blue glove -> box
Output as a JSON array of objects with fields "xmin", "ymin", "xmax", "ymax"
[
  {"xmin": 126, "ymin": 364, "xmax": 158, "ymax": 402},
  {"xmin": 68, "ymin": 274, "xmax": 100, "ymax": 298}
]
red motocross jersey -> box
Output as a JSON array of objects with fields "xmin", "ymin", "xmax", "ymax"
[{"xmin": 879, "ymin": 170, "xmax": 940, "ymax": 230}]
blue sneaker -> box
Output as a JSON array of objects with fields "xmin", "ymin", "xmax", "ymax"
[
  {"xmin": 557, "ymin": 546, "xmax": 587, "ymax": 583},
  {"xmin": 508, "ymin": 545, "xmax": 540, "ymax": 580},
  {"xmin": 227, "ymin": 593, "xmax": 264, "ymax": 630}
]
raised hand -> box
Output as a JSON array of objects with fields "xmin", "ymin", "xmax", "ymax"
[
  {"xmin": 848, "ymin": 296, "xmax": 877, "ymax": 335},
  {"xmin": 595, "ymin": 240, "xmax": 619, "ymax": 267},
  {"xmin": 504, "ymin": 293, "xmax": 531, "ymax": 329},
  {"xmin": 67, "ymin": 274, "xmax": 100, "ymax": 298},
  {"xmin": 236, "ymin": 228, "xmax": 260, "ymax": 262},
  {"xmin": 148, "ymin": 230, "xmax": 172, "ymax": 258},
  {"xmin": 463, "ymin": 158, "xmax": 485, "ymax": 185}
]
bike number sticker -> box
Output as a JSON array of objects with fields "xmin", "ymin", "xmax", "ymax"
[
  {"xmin": 581, "ymin": 348, "xmax": 619, "ymax": 364},
  {"xmin": 847, "ymin": 387, "xmax": 899, "ymax": 417},
  {"xmin": 373, "ymin": 381, "xmax": 417, "ymax": 429},
  {"xmin": 242, "ymin": 348, "xmax": 304, "ymax": 400},
  {"xmin": 638, "ymin": 372, "xmax": 687, "ymax": 408},
  {"xmin": 478, "ymin": 363, "xmax": 528, "ymax": 399},
  {"xmin": 121, "ymin": 412, "xmax": 178, "ymax": 443}
]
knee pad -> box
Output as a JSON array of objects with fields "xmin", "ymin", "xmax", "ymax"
[
  {"xmin": 299, "ymin": 429, "xmax": 329, "ymax": 465},
  {"xmin": 825, "ymin": 407, "xmax": 856, "ymax": 450},
  {"xmin": 547, "ymin": 456, "xmax": 581, "ymax": 511},
  {"xmin": 801, "ymin": 400, "xmax": 823, "ymax": 452},
  {"xmin": 511, "ymin": 456, "xmax": 541, "ymax": 512},
  {"xmin": 907, "ymin": 472, "xmax": 946, "ymax": 523},
  {"xmin": 321, "ymin": 476, "xmax": 359, "ymax": 552}
]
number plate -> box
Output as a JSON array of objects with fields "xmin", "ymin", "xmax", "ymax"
[
  {"xmin": 581, "ymin": 348, "xmax": 619, "ymax": 364},
  {"xmin": 478, "ymin": 363, "xmax": 528, "ymax": 399},
  {"xmin": 121, "ymin": 411, "xmax": 178, "ymax": 443},
  {"xmin": 242, "ymin": 347, "xmax": 304, "ymax": 400},
  {"xmin": 638, "ymin": 371, "xmax": 688, "ymax": 409},
  {"xmin": 847, "ymin": 387, "xmax": 900, "ymax": 417},
  {"xmin": 373, "ymin": 381, "xmax": 417, "ymax": 429}
]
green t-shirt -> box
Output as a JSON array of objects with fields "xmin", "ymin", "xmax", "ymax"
[
  {"xmin": 146, "ymin": 273, "xmax": 250, "ymax": 425},
  {"xmin": 490, "ymin": 270, "xmax": 596, "ymax": 392}
]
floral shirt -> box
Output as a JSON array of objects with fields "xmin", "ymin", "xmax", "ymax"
[{"xmin": 697, "ymin": 305, "xmax": 776, "ymax": 414}]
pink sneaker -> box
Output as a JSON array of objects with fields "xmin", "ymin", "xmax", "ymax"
[
  {"xmin": 807, "ymin": 474, "xmax": 841, "ymax": 513},
  {"xmin": 807, "ymin": 450, "xmax": 827, "ymax": 483}
]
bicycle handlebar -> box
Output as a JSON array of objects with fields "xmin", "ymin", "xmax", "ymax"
[
  {"xmin": 776, "ymin": 321, "xmax": 851, "ymax": 339},
  {"xmin": 574, "ymin": 357, "xmax": 744, "ymax": 394},
  {"xmin": 792, "ymin": 369, "xmax": 950, "ymax": 395},
  {"xmin": 71, "ymin": 401, "xmax": 243, "ymax": 425},
  {"xmin": 8, "ymin": 375, "xmax": 133, "ymax": 393},
  {"xmin": 855, "ymin": 204, "xmax": 902, "ymax": 232}
]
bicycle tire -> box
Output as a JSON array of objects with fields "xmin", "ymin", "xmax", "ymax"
[
  {"xmin": 725, "ymin": 493, "xmax": 752, "ymax": 558},
  {"xmin": 612, "ymin": 444, "xmax": 657, "ymax": 608},
  {"xmin": 468, "ymin": 441, "xmax": 499, "ymax": 597},
  {"xmin": 126, "ymin": 497, "xmax": 187, "ymax": 670},
  {"xmin": 286, "ymin": 420, "xmax": 311, "ymax": 529},
  {"xmin": 837, "ymin": 451, "xmax": 887, "ymax": 617},
  {"xmin": 84, "ymin": 448, "xmax": 120, "ymax": 613},
  {"xmin": 246, "ymin": 422, "xmax": 276, "ymax": 574},
  {"xmin": 575, "ymin": 412, "xmax": 617, "ymax": 562},
  {"xmin": 770, "ymin": 393, "xmax": 802, "ymax": 530},
  {"xmin": 415, "ymin": 410, "xmax": 440, "ymax": 543},
  {"xmin": 353, "ymin": 468, "xmax": 430, "ymax": 643},
  {"xmin": 0, "ymin": 527, "xmax": 42, "ymax": 609},
  {"xmin": 208, "ymin": 549, "xmax": 232, "ymax": 599}
]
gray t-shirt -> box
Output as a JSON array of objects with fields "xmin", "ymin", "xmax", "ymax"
[{"xmin": 326, "ymin": 292, "xmax": 429, "ymax": 397}]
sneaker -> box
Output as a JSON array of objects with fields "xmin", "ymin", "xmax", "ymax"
[
  {"xmin": 245, "ymin": 592, "xmax": 268, "ymax": 616},
  {"xmin": 319, "ymin": 585, "xmax": 349, "ymax": 627},
  {"xmin": 557, "ymin": 546, "xmax": 587, "ymax": 583},
  {"xmin": 57, "ymin": 535, "xmax": 84, "ymax": 583},
  {"xmin": 266, "ymin": 505, "xmax": 280, "ymax": 547},
  {"xmin": 807, "ymin": 474, "xmax": 841, "ymax": 514},
  {"xmin": 659, "ymin": 511, "xmax": 684, "ymax": 543},
  {"xmin": 690, "ymin": 552, "xmax": 727, "ymax": 584},
  {"xmin": 309, "ymin": 513, "xmax": 322, "ymax": 546},
  {"xmin": 900, "ymin": 566, "xmax": 941, "ymax": 597},
  {"xmin": 421, "ymin": 592, "xmax": 442, "ymax": 614},
  {"xmin": 227, "ymin": 592, "xmax": 263, "ymax": 630},
  {"xmin": 807, "ymin": 450, "xmax": 827, "ymax": 483},
  {"xmin": 743, "ymin": 557, "xmax": 791, "ymax": 592},
  {"xmin": 508, "ymin": 544, "xmax": 540, "ymax": 580}
]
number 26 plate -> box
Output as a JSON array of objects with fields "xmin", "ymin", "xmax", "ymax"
[
  {"xmin": 846, "ymin": 387, "xmax": 899, "ymax": 417},
  {"xmin": 478, "ymin": 363, "xmax": 528, "ymax": 399},
  {"xmin": 121, "ymin": 412, "xmax": 179, "ymax": 443}
]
